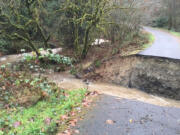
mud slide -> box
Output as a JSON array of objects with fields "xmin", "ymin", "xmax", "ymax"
[
  {"xmin": 46, "ymin": 72, "xmax": 180, "ymax": 108},
  {"xmin": 1, "ymin": 49, "xmax": 180, "ymax": 108},
  {"xmin": 86, "ymin": 55, "xmax": 180, "ymax": 100}
]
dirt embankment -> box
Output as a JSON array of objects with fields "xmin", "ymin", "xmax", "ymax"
[{"xmin": 84, "ymin": 55, "xmax": 180, "ymax": 100}]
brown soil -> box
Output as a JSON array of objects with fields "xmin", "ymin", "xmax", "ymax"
[
  {"xmin": 60, "ymin": 31, "xmax": 149, "ymax": 72},
  {"xmin": 83, "ymin": 55, "xmax": 138, "ymax": 83},
  {"xmin": 46, "ymin": 72, "xmax": 180, "ymax": 108},
  {"xmin": 82, "ymin": 55, "xmax": 180, "ymax": 100}
]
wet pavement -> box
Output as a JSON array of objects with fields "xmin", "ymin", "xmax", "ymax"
[
  {"xmin": 75, "ymin": 95, "xmax": 180, "ymax": 135},
  {"xmin": 139, "ymin": 27, "xmax": 180, "ymax": 59}
]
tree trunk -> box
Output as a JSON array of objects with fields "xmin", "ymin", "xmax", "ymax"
[
  {"xmin": 29, "ymin": 41, "xmax": 41, "ymax": 57},
  {"xmin": 81, "ymin": 27, "xmax": 90, "ymax": 59}
]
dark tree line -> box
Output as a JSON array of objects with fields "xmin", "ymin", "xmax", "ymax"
[
  {"xmin": 0, "ymin": 0, "xmax": 142, "ymax": 59},
  {"xmin": 143, "ymin": 0, "xmax": 180, "ymax": 31}
]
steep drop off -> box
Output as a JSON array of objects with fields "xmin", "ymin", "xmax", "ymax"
[{"xmin": 85, "ymin": 55, "xmax": 180, "ymax": 100}]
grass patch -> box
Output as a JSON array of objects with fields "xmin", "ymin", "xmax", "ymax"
[
  {"xmin": 170, "ymin": 31, "xmax": 180, "ymax": 37},
  {"xmin": 0, "ymin": 89, "xmax": 86, "ymax": 135},
  {"xmin": 121, "ymin": 31, "xmax": 155, "ymax": 56},
  {"xmin": 143, "ymin": 32, "xmax": 155, "ymax": 49},
  {"xmin": 153, "ymin": 27, "xmax": 180, "ymax": 38},
  {"xmin": 0, "ymin": 66, "xmax": 87, "ymax": 135}
]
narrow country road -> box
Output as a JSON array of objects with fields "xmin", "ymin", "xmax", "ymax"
[{"xmin": 139, "ymin": 27, "xmax": 180, "ymax": 59}]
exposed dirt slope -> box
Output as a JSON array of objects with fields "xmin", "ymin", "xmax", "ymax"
[{"xmin": 84, "ymin": 55, "xmax": 180, "ymax": 100}]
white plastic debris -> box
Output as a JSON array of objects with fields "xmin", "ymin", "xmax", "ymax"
[{"xmin": 92, "ymin": 39, "xmax": 110, "ymax": 46}]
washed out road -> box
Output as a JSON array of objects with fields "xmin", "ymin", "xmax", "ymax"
[
  {"xmin": 139, "ymin": 27, "xmax": 180, "ymax": 59},
  {"xmin": 73, "ymin": 27, "xmax": 180, "ymax": 135},
  {"xmin": 1, "ymin": 29, "xmax": 180, "ymax": 135}
]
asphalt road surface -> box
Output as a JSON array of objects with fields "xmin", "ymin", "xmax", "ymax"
[
  {"xmin": 74, "ymin": 95, "xmax": 180, "ymax": 135},
  {"xmin": 139, "ymin": 27, "xmax": 180, "ymax": 59}
]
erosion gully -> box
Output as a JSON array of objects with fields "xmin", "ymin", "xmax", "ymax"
[
  {"xmin": 1, "ymin": 52, "xmax": 180, "ymax": 135},
  {"xmin": 1, "ymin": 52, "xmax": 180, "ymax": 107}
]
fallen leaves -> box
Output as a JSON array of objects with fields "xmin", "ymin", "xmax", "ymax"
[
  {"xmin": 41, "ymin": 91, "xmax": 49, "ymax": 98},
  {"xmin": 82, "ymin": 101, "xmax": 90, "ymax": 107},
  {"xmin": 63, "ymin": 130, "xmax": 71, "ymax": 135},
  {"xmin": 86, "ymin": 91, "xmax": 99, "ymax": 97},
  {"xmin": 44, "ymin": 117, "xmax": 51, "ymax": 125},
  {"xmin": 74, "ymin": 129, "xmax": 80, "ymax": 134},
  {"xmin": 129, "ymin": 119, "xmax": 133, "ymax": 123},
  {"xmin": 71, "ymin": 111, "xmax": 76, "ymax": 116},
  {"xmin": 57, "ymin": 129, "xmax": 81, "ymax": 135},
  {"xmin": 57, "ymin": 129, "xmax": 80, "ymax": 135},
  {"xmin": 57, "ymin": 91, "xmax": 99, "ymax": 135},
  {"xmin": 69, "ymin": 119, "xmax": 78, "ymax": 127},
  {"xmin": 57, "ymin": 129, "xmax": 71, "ymax": 135},
  {"xmin": 106, "ymin": 119, "xmax": 115, "ymax": 125},
  {"xmin": 82, "ymin": 91, "xmax": 99, "ymax": 108},
  {"xmin": 2, "ymin": 86, "xmax": 6, "ymax": 90},
  {"xmin": 13, "ymin": 121, "xmax": 21, "ymax": 128},
  {"xmin": 60, "ymin": 115, "xmax": 69, "ymax": 121}
]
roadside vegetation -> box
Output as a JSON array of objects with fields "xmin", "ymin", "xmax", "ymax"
[
  {"xmin": 120, "ymin": 31, "xmax": 155, "ymax": 56},
  {"xmin": 170, "ymin": 31, "xmax": 180, "ymax": 38},
  {"xmin": 143, "ymin": 32, "xmax": 155, "ymax": 48},
  {"xmin": 154, "ymin": 27, "xmax": 180, "ymax": 39},
  {"xmin": 162, "ymin": 29, "xmax": 180, "ymax": 38},
  {"xmin": 0, "ymin": 64, "xmax": 97, "ymax": 135}
]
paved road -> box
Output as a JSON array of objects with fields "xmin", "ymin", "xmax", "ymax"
[
  {"xmin": 139, "ymin": 27, "xmax": 180, "ymax": 59},
  {"xmin": 75, "ymin": 95, "xmax": 180, "ymax": 135}
]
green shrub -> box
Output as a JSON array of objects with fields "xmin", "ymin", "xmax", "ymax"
[
  {"xmin": 0, "ymin": 38, "xmax": 27, "ymax": 55},
  {"xmin": 39, "ymin": 53, "xmax": 72, "ymax": 66},
  {"xmin": 70, "ymin": 66, "xmax": 78, "ymax": 75},
  {"xmin": 0, "ymin": 39, "xmax": 9, "ymax": 54},
  {"xmin": 152, "ymin": 17, "xmax": 169, "ymax": 28},
  {"xmin": 0, "ymin": 65, "xmax": 55, "ymax": 107},
  {"xmin": 94, "ymin": 60, "xmax": 101, "ymax": 68},
  {"xmin": 0, "ymin": 0, "xmax": 51, "ymax": 56},
  {"xmin": 23, "ymin": 51, "xmax": 72, "ymax": 66},
  {"xmin": 0, "ymin": 66, "xmax": 87, "ymax": 135}
]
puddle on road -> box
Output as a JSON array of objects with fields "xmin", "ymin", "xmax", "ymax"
[{"xmin": 47, "ymin": 73, "xmax": 180, "ymax": 108}]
